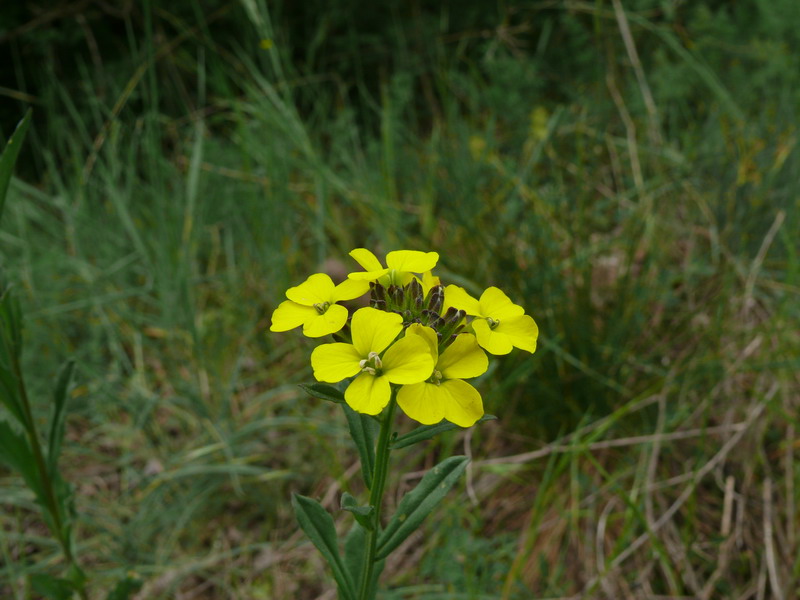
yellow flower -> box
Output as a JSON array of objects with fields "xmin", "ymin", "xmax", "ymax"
[
  {"xmin": 347, "ymin": 248, "xmax": 439, "ymax": 287},
  {"xmin": 270, "ymin": 273, "xmax": 369, "ymax": 338},
  {"xmin": 397, "ymin": 325, "xmax": 488, "ymax": 426},
  {"xmin": 311, "ymin": 307, "xmax": 434, "ymax": 414},
  {"xmin": 444, "ymin": 285, "xmax": 538, "ymax": 355}
]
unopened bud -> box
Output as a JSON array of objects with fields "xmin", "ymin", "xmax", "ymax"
[{"xmin": 426, "ymin": 285, "xmax": 444, "ymax": 315}]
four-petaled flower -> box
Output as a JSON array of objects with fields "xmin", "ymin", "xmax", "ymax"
[
  {"xmin": 397, "ymin": 325, "xmax": 488, "ymax": 427},
  {"xmin": 348, "ymin": 248, "xmax": 439, "ymax": 287},
  {"xmin": 444, "ymin": 285, "xmax": 538, "ymax": 355},
  {"xmin": 270, "ymin": 273, "xmax": 369, "ymax": 338},
  {"xmin": 311, "ymin": 307, "xmax": 434, "ymax": 414}
]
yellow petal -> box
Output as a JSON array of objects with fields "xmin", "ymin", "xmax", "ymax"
[
  {"xmin": 405, "ymin": 323, "xmax": 439, "ymax": 362},
  {"xmin": 269, "ymin": 301, "xmax": 317, "ymax": 332},
  {"xmin": 443, "ymin": 285, "xmax": 482, "ymax": 316},
  {"xmin": 495, "ymin": 314, "xmax": 539, "ymax": 353},
  {"xmin": 385, "ymin": 250, "xmax": 438, "ymax": 273},
  {"xmin": 348, "ymin": 267, "xmax": 391, "ymax": 281},
  {"xmin": 397, "ymin": 383, "xmax": 446, "ymax": 425},
  {"xmin": 350, "ymin": 307, "xmax": 403, "ymax": 356},
  {"xmin": 479, "ymin": 287, "xmax": 525, "ymax": 320},
  {"xmin": 382, "ymin": 335, "xmax": 435, "ymax": 384},
  {"xmin": 438, "ymin": 334, "xmax": 488, "ymax": 379},
  {"xmin": 472, "ymin": 319, "xmax": 513, "ymax": 355},
  {"xmin": 349, "ymin": 248, "xmax": 384, "ymax": 271},
  {"xmin": 345, "ymin": 373, "xmax": 391, "ymax": 415},
  {"xmin": 440, "ymin": 379, "xmax": 484, "ymax": 427},
  {"xmin": 311, "ymin": 343, "xmax": 362, "ymax": 382},
  {"xmin": 286, "ymin": 273, "xmax": 336, "ymax": 305},
  {"xmin": 332, "ymin": 278, "xmax": 370, "ymax": 301},
  {"xmin": 302, "ymin": 303, "xmax": 349, "ymax": 338}
]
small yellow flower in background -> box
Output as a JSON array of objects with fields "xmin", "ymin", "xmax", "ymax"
[
  {"xmin": 270, "ymin": 273, "xmax": 369, "ymax": 338},
  {"xmin": 311, "ymin": 307, "xmax": 434, "ymax": 414},
  {"xmin": 259, "ymin": 39, "xmax": 274, "ymax": 50},
  {"xmin": 444, "ymin": 285, "xmax": 538, "ymax": 355},
  {"xmin": 348, "ymin": 248, "xmax": 439, "ymax": 287},
  {"xmin": 397, "ymin": 325, "xmax": 488, "ymax": 426}
]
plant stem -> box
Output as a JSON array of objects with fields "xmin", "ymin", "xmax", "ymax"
[
  {"xmin": 357, "ymin": 391, "xmax": 397, "ymax": 600},
  {"xmin": 13, "ymin": 355, "xmax": 88, "ymax": 600}
]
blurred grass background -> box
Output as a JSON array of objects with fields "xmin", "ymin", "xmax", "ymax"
[{"xmin": 1, "ymin": 0, "xmax": 798, "ymax": 598}]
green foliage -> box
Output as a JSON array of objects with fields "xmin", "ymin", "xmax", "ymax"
[
  {"xmin": 292, "ymin": 493, "xmax": 356, "ymax": 600},
  {"xmin": 0, "ymin": 0, "xmax": 797, "ymax": 597},
  {"xmin": 377, "ymin": 456, "xmax": 470, "ymax": 560}
]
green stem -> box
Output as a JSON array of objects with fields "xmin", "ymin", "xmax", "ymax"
[{"xmin": 357, "ymin": 390, "xmax": 397, "ymax": 600}]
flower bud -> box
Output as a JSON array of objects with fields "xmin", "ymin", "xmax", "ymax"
[
  {"xmin": 425, "ymin": 285, "xmax": 444, "ymax": 315},
  {"xmin": 407, "ymin": 278, "xmax": 424, "ymax": 310}
]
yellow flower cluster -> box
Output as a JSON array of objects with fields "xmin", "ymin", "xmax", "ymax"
[{"xmin": 270, "ymin": 249, "xmax": 538, "ymax": 427}]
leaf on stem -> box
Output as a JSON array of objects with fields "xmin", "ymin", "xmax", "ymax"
[
  {"xmin": 29, "ymin": 573, "xmax": 75, "ymax": 600},
  {"xmin": 390, "ymin": 414, "xmax": 497, "ymax": 449},
  {"xmin": 0, "ymin": 421, "xmax": 44, "ymax": 499},
  {"xmin": 340, "ymin": 491, "xmax": 374, "ymax": 531},
  {"xmin": 47, "ymin": 360, "xmax": 76, "ymax": 477},
  {"xmin": 376, "ymin": 455, "xmax": 469, "ymax": 560},
  {"xmin": 342, "ymin": 404, "xmax": 379, "ymax": 489},
  {"xmin": 343, "ymin": 524, "xmax": 384, "ymax": 600},
  {"xmin": 0, "ymin": 108, "xmax": 32, "ymax": 221},
  {"xmin": 292, "ymin": 494, "xmax": 356, "ymax": 600},
  {"xmin": 299, "ymin": 382, "xmax": 346, "ymax": 404}
]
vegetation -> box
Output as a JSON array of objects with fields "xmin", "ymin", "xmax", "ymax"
[{"xmin": 1, "ymin": 0, "xmax": 798, "ymax": 597}]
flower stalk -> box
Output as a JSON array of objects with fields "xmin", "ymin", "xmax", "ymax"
[{"xmin": 358, "ymin": 391, "xmax": 397, "ymax": 600}]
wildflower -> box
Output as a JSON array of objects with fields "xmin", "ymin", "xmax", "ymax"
[
  {"xmin": 270, "ymin": 273, "xmax": 369, "ymax": 338},
  {"xmin": 397, "ymin": 324, "xmax": 488, "ymax": 426},
  {"xmin": 444, "ymin": 285, "xmax": 538, "ymax": 355},
  {"xmin": 348, "ymin": 248, "xmax": 439, "ymax": 287},
  {"xmin": 311, "ymin": 307, "xmax": 434, "ymax": 414}
]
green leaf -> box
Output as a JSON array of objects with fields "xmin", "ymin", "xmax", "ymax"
[
  {"xmin": 342, "ymin": 404, "xmax": 379, "ymax": 489},
  {"xmin": 390, "ymin": 414, "xmax": 497, "ymax": 449},
  {"xmin": 298, "ymin": 382, "xmax": 345, "ymax": 404},
  {"xmin": 106, "ymin": 573, "xmax": 143, "ymax": 600},
  {"xmin": 292, "ymin": 494, "xmax": 356, "ymax": 600},
  {"xmin": 0, "ymin": 108, "xmax": 32, "ymax": 222},
  {"xmin": 47, "ymin": 360, "xmax": 76, "ymax": 477},
  {"xmin": 376, "ymin": 455, "xmax": 469, "ymax": 560},
  {"xmin": 29, "ymin": 573, "xmax": 75, "ymax": 600},
  {"xmin": 0, "ymin": 287, "xmax": 25, "ymax": 425},
  {"xmin": 0, "ymin": 420, "xmax": 43, "ymax": 498},
  {"xmin": 340, "ymin": 491, "xmax": 374, "ymax": 531},
  {"xmin": 343, "ymin": 523, "xmax": 384, "ymax": 598}
]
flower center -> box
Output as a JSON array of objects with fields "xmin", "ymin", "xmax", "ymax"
[
  {"xmin": 429, "ymin": 369, "xmax": 443, "ymax": 385},
  {"xmin": 487, "ymin": 317, "xmax": 500, "ymax": 330},
  {"xmin": 358, "ymin": 351, "xmax": 383, "ymax": 375},
  {"xmin": 313, "ymin": 301, "xmax": 331, "ymax": 315}
]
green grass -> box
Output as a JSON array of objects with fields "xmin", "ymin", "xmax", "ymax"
[{"xmin": 1, "ymin": 0, "xmax": 799, "ymax": 598}]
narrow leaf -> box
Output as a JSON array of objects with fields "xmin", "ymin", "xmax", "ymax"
[
  {"xmin": 47, "ymin": 360, "xmax": 75, "ymax": 477},
  {"xmin": 0, "ymin": 421, "xmax": 43, "ymax": 498},
  {"xmin": 292, "ymin": 494, "xmax": 356, "ymax": 600},
  {"xmin": 0, "ymin": 108, "xmax": 32, "ymax": 221},
  {"xmin": 106, "ymin": 573, "xmax": 143, "ymax": 600},
  {"xmin": 29, "ymin": 574, "xmax": 75, "ymax": 600},
  {"xmin": 343, "ymin": 404, "xmax": 379, "ymax": 489},
  {"xmin": 376, "ymin": 455, "xmax": 469, "ymax": 559},
  {"xmin": 390, "ymin": 414, "xmax": 497, "ymax": 449},
  {"xmin": 299, "ymin": 382, "xmax": 345, "ymax": 404},
  {"xmin": 343, "ymin": 523, "xmax": 384, "ymax": 598},
  {"xmin": 341, "ymin": 491, "xmax": 374, "ymax": 531},
  {"xmin": 0, "ymin": 287, "xmax": 26, "ymax": 424}
]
